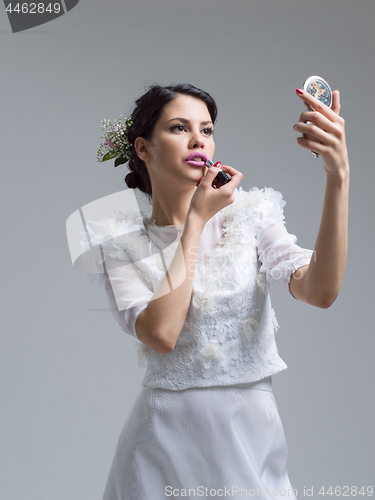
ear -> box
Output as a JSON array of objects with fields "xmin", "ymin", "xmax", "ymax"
[{"xmin": 134, "ymin": 137, "xmax": 150, "ymax": 162}]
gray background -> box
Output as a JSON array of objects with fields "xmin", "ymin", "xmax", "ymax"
[{"xmin": 1, "ymin": 1, "xmax": 374, "ymax": 499}]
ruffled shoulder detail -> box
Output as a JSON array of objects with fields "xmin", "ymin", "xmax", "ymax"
[
  {"xmin": 77, "ymin": 209, "xmax": 171, "ymax": 292},
  {"xmin": 191, "ymin": 187, "xmax": 285, "ymax": 317},
  {"xmin": 220, "ymin": 186, "xmax": 286, "ymax": 229},
  {"xmin": 77, "ymin": 210, "xmax": 148, "ymax": 273}
]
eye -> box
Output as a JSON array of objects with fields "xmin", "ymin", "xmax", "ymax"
[
  {"xmin": 170, "ymin": 124, "xmax": 186, "ymax": 133},
  {"xmin": 202, "ymin": 127, "xmax": 214, "ymax": 136}
]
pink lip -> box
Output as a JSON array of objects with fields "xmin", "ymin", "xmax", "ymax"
[
  {"xmin": 186, "ymin": 160, "xmax": 206, "ymax": 167},
  {"xmin": 185, "ymin": 152, "xmax": 209, "ymax": 163}
]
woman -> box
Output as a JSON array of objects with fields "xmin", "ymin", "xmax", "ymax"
[{"xmin": 85, "ymin": 84, "xmax": 349, "ymax": 499}]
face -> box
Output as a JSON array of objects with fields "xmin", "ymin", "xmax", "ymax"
[{"xmin": 137, "ymin": 94, "xmax": 215, "ymax": 186}]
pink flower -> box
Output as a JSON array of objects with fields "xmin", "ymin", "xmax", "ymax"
[{"xmin": 105, "ymin": 139, "xmax": 115, "ymax": 149}]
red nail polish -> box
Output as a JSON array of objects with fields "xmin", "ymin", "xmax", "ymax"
[
  {"xmin": 196, "ymin": 176, "xmax": 204, "ymax": 187},
  {"xmin": 296, "ymin": 88, "xmax": 304, "ymax": 95},
  {"xmin": 205, "ymin": 159, "xmax": 231, "ymax": 186}
]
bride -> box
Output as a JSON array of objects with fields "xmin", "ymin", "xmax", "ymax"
[{"xmin": 82, "ymin": 83, "xmax": 349, "ymax": 499}]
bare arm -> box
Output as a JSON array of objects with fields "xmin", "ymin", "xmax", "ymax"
[
  {"xmin": 289, "ymin": 89, "xmax": 349, "ymax": 308},
  {"xmin": 135, "ymin": 164, "xmax": 243, "ymax": 353},
  {"xmin": 135, "ymin": 215, "xmax": 204, "ymax": 354}
]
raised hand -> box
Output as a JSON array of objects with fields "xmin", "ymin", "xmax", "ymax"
[
  {"xmin": 187, "ymin": 163, "xmax": 243, "ymax": 228},
  {"xmin": 289, "ymin": 88, "xmax": 350, "ymax": 308},
  {"xmin": 294, "ymin": 89, "xmax": 349, "ymax": 179}
]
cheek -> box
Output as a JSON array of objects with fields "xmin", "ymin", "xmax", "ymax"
[
  {"xmin": 150, "ymin": 136, "xmax": 176, "ymax": 158},
  {"xmin": 148, "ymin": 141, "xmax": 165, "ymax": 162}
]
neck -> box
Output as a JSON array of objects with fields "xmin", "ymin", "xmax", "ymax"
[{"xmin": 150, "ymin": 184, "xmax": 196, "ymax": 227}]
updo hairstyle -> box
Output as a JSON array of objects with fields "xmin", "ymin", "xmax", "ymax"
[{"xmin": 125, "ymin": 84, "xmax": 218, "ymax": 204}]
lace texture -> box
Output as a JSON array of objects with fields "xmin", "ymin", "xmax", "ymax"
[
  {"xmin": 134, "ymin": 187, "xmax": 288, "ymax": 389},
  {"xmin": 81, "ymin": 187, "xmax": 312, "ymax": 390}
]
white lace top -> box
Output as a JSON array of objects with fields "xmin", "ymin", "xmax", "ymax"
[{"xmin": 80, "ymin": 187, "xmax": 313, "ymax": 391}]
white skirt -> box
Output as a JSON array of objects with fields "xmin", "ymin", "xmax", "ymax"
[{"xmin": 102, "ymin": 377, "xmax": 297, "ymax": 500}]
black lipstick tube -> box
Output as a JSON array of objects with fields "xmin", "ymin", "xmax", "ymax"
[{"xmin": 206, "ymin": 159, "xmax": 231, "ymax": 187}]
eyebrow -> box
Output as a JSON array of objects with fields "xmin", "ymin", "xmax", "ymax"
[{"xmin": 168, "ymin": 117, "xmax": 213, "ymax": 126}]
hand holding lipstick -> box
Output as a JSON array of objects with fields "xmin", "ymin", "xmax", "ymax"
[
  {"xmin": 188, "ymin": 162, "xmax": 243, "ymax": 228},
  {"xmin": 206, "ymin": 159, "xmax": 232, "ymax": 188},
  {"xmin": 196, "ymin": 160, "xmax": 231, "ymax": 188}
]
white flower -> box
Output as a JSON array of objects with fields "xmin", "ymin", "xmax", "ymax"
[
  {"xmin": 192, "ymin": 291, "xmax": 216, "ymax": 314},
  {"xmin": 198, "ymin": 340, "xmax": 224, "ymax": 369},
  {"xmin": 97, "ymin": 115, "xmax": 133, "ymax": 164},
  {"xmin": 126, "ymin": 234, "xmax": 148, "ymax": 254},
  {"xmin": 135, "ymin": 268, "xmax": 152, "ymax": 287},
  {"xmin": 242, "ymin": 309, "xmax": 261, "ymax": 340},
  {"xmin": 252, "ymin": 188, "xmax": 286, "ymax": 227},
  {"xmin": 256, "ymin": 272, "xmax": 270, "ymax": 295}
]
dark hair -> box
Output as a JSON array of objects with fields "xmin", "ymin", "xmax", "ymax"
[{"xmin": 125, "ymin": 84, "xmax": 217, "ymax": 203}]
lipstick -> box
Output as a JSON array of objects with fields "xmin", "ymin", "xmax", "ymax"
[
  {"xmin": 206, "ymin": 159, "xmax": 231, "ymax": 188},
  {"xmin": 185, "ymin": 152, "xmax": 208, "ymax": 167}
]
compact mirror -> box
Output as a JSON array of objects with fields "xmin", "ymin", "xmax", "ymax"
[
  {"xmin": 303, "ymin": 75, "xmax": 332, "ymax": 110},
  {"xmin": 302, "ymin": 75, "xmax": 332, "ymax": 157}
]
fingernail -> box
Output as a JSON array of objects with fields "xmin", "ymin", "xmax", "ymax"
[
  {"xmin": 296, "ymin": 88, "xmax": 304, "ymax": 95},
  {"xmin": 196, "ymin": 177, "xmax": 204, "ymax": 187},
  {"xmin": 213, "ymin": 161, "xmax": 221, "ymax": 168},
  {"xmin": 293, "ymin": 124, "xmax": 298, "ymax": 130}
]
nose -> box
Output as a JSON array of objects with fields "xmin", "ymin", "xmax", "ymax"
[{"xmin": 188, "ymin": 129, "xmax": 205, "ymax": 150}]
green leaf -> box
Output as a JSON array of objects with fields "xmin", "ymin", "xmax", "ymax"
[
  {"xmin": 114, "ymin": 156, "xmax": 127, "ymax": 167},
  {"xmin": 101, "ymin": 151, "xmax": 117, "ymax": 162}
]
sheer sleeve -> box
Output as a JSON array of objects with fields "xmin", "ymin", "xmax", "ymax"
[
  {"xmin": 257, "ymin": 221, "xmax": 314, "ymax": 293},
  {"xmin": 250, "ymin": 187, "xmax": 314, "ymax": 294},
  {"xmin": 77, "ymin": 214, "xmax": 154, "ymax": 340},
  {"xmin": 99, "ymin": 262, "xmax": 152, "ymax": 340}
]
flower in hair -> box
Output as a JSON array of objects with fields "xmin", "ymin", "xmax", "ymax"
[{"xmin": 96, "ymin": 115, "xmax": 133, "ymax": 167}]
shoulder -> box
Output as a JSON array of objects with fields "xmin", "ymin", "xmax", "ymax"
[
  {"xmin": 76, "ymin": 210, "xmax": 146, "ymax": 273},
  {"xmin": 221, "ymin": 186, "xmax": 286, "ymax": 225},
  {"xmin": 84, "ymin": 210, "xmax": 145, "ymax": 252}
]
